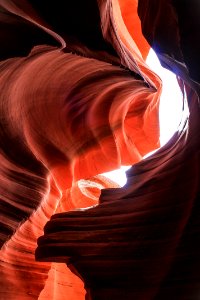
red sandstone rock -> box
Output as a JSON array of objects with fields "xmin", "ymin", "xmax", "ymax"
[{"xmin": 0, "ymin": 0, "xmax": 199, "ymax": 299}]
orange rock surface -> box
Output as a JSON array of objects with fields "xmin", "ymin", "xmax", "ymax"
[{"xmin": 0, "ymin": 0, "xmax": 199, "ymax": 299}]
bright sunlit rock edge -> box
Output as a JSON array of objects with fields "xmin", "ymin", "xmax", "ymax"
[{"xmin": 102, "ymin": 49, "xmax": 183, "ymax": 187}]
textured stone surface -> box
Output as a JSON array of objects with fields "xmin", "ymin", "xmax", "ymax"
[{"xmin": 0, "ymin": 0, "xmax": 199, "ymax": 299}]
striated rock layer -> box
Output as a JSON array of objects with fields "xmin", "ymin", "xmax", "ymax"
[
  {"xmin": 37, "ymin": 84, "xmax": 200, "ymax": 299},
  {"xmin": 0, "ymin": 0, "xmax": 199, "ymax": 299}
]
